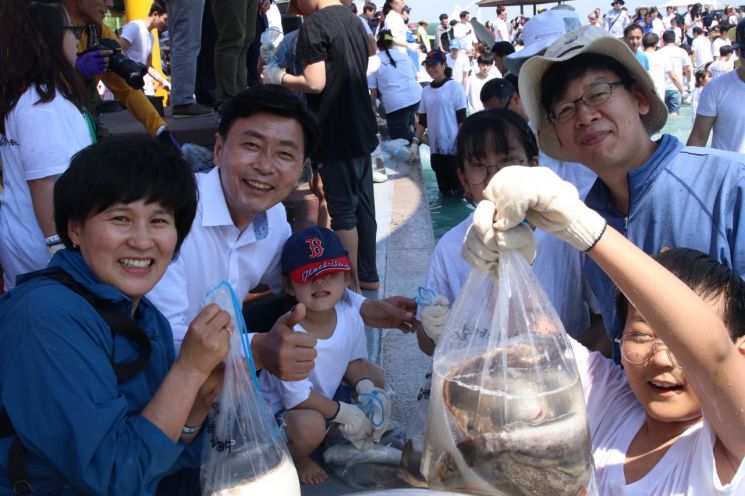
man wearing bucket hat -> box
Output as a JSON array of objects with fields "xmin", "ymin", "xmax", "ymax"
[
  {"xmin": 687, "ymin": 20, "xmax": 745, "ymax": 153},
  {"xmin": 604, "ymin": 0, "xmax": 629, "ymax": 38},
  {"xmin": 515, "ymin": 25, "xmax": 745, "ymax": 359}
]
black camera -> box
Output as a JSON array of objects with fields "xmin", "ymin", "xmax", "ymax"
[{"xmin": 97, "ymin": 38, "xmax": 147, "ymax": 90}]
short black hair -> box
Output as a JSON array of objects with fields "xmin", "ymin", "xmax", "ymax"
[
  {"xmin": 720, "ymin": 44, "xmax": 734, "ymax": 56},
  {"xmin": 480, "ymin": 77, "xmax": 516, "ymax": 106},
  {"xmin": 149, "ymin": 0, "xmax": 166, "ymax": 16},
  {"xmin": 616, "ymin": 248, "xmax": 745, "ymax": 341},
  {"xmin": 624, "ymin": 24, "xmax": 643, "ymax": 37},
  {"xmin": 54, "ymin": 138, "xmax": 198, "ymax": 259},
  {"xmin": 218, "ymin": 85, "xmax": 320, "ymax": 160},
  {"xmin": 456, "ymin": 108, "xmax": 538, "ymax": 171},
  {"xmin": 692, "ymin": 26, "xmax": 704, "ymax": 35},
  {"xmin": 460, "ymin": 10, "xmax": 469, "ymax": 18},
  {"xmin": 642, "ymin": 32, "xmax": 659, "ymax": 48},
  {"xmin": 477, "ymin": 53, "xmax": 494, "ymax": 65},
  {"xmin": 662, "ymin": 30, "xmax": 676, "ymax": 43},
  {"xmin": 491, "ymin": 41, "xmax": 516, "ymax": 57},
  {"xmin": 439, "ymin": 13, "xmax": 448, "ymax": 20},
  {"xmin": 540, "ymin": 53, "xmax": 635, "ymax": 115}
]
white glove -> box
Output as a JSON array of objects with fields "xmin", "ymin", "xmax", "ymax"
[
  {"xmin": 263, "ymin": 66, "xmax": 286, "ymax": 85},
  {"xmin": 355, "ymin": 379, "xmax": 392, "ymax": 442},
  {"xmin": 482, "ymin": 166, "xmax": 606, "ymax": 251},
  {"xmin": 461, "ymin": 199, "xmax": 536, "ymax": 274},
  {"xmin": 332, "ymin": 401, "xmax": 374, "ymax": 450},
  {"xmin": 407, "ymin": 142, "xmax": 420, "ymax": 162},
  {"xmin": 421, "ymin": 295, "xmax": 449, "ymax": 345}
]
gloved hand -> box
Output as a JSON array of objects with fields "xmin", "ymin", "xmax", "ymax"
[
  {"xmin": 406, "ymin": 142, "xmax": 420, "ymax": 162},
  {"xmin": 421, "ymin": 295, "xmax": 449, "ymax": 345},
  {"xmin": 156, "ymin": 126, "xmax": 182, "ymax": 153},
  {"xmin": 161, "ymin": 80, "xmax": 172, "ymax": 91},
  {"xmin": 482, "ymin": 166, "xmax": 606, "ymax": 252},
  {"xmin": 263, "ymin": 66, "xmax": 286, "ymax": 85},
  {"xmin": 332, "ymin": 401, "xmax": 374, "ymax": 450},
  {"xmin": 461, "ymin": 199, "xmax": 536, "ymax": 274},
  {"xmin": 355, "ymin": 379, "xmax": 392, "ymax": 442},
  {"xmin": 75, "ymin": 49, "xmax": 111, "ymax": 78}
]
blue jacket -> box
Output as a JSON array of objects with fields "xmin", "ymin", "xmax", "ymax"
[
  {"xmin": 0, "ymin": 250, "xmax": 202, "ymax": 494},
  {"xmin": 585, "ymin": 134, "xmax": 745, "ymax": 360}
]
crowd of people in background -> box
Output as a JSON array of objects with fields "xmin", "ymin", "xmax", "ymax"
[{"xmin": 1, "ymin": 0, "xmax": 745, "ymax": 492}]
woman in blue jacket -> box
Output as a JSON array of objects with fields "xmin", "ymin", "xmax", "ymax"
[{"xmin": 0, "ymin": 139, "xmax": 231, "ymax": 494}]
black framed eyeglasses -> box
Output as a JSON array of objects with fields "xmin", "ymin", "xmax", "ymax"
[
  {"xmin": 63, "ymin": 25, "xmax": 85, "ymax": 40},
  {"xmin": 464, "ymin": 157, "xmax": 525, "ymax": 185},
  {"xmin": 548, "ymin": 81, "xmax": 625, "ymax": 124}
]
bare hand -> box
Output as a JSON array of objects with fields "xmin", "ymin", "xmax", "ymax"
[
  {"xmin": 360, "ymin": 296, "xmax": 418, "ymax": 333},
  {"xmin": 252, "ymin": 304, "xmax": 318, "ymax": 381},
  {"xmin": 178, "ymin": 304, "xmax": 232, "ymax": 377},
  {"xmin": 259, "ymin": 0, "xmax": 271, "ymax": 13}
]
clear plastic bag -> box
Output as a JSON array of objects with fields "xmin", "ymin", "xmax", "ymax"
[
  {"xmin": 421, "ymin": 251, "xmax": 594, "ymax": 496},
  {"xmin": 200, "ymin": 281, "xmax": 300, "ymax": 496}
]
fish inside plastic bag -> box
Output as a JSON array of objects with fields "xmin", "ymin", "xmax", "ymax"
[
  {"xmin": 323, "ymin": 424, "xmax": 408, "ymax": 490},
  {"xmin": 421, "ymin": 251, "xmax": 595, "ymax": 496},
  {"xmin": 199, "ymin": 281, "xmax": 301, "ymax": 496}
]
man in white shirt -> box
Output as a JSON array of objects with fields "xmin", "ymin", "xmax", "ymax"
[
  {"xmin": 494, "ymin": 6, "xmax": 510, "ymax": 42},
  {"xmin": 436, "ymin": 13, "xmax": 450, "ymax": 51},
  {"xmin": 148, "ymin": 85, "xmax": 417, "ymax": 379},
  {"xmin": 688, "ymin": 21, "xmax": 745, "ymax": 153},
  {"xmin": 711, "ymin": 24, "xmax": 732, "ymax": 60},
  {"xmin": 604, "ymin": 0, "xmax": 629, "ymax": 38},
  {"xmin": 446, "ymin": 40, "xmax": 470, "ymax": 89},
  {"xmin": 709, "ymin": 45, "xmax": 734, "ymax": 78},
  {"xmin": 119, "ymin": 0, "xmax": 170, "ymax": 96},
  {"xmin": 690, "ymin": 26, "xmax": 714, "ymax": 67},
  {"xmin": 658, "ymin": 29, "xmax": 692, "ymax": 115},
  {"xmin": 452, "ymin": 11, "xmax": 477, "ymax": 51}
]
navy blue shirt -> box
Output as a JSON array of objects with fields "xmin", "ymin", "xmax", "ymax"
[
  {"xmin": 585, "ymin": 135, "xmax": 745, "ymax": 360},
  {"xmin": 0, "ymin": 250, "xmax": 202, "ymax": 494}
]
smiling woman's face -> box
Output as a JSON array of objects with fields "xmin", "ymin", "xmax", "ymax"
[{"xmin": 68, "ymin": 200, "xmax": 178, "ymax": 307}]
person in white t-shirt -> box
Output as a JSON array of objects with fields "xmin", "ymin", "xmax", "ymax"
[
  {"xmin": 259, "ymin": 226, "xmax": 391, "ymax": 485},
  {"xmin": 465, "ymin": 53, "xmax": 497, "ymax": 113},
  {"xmin": 445, "ymin": 40, "xmax": 469, "ymax": 89},
  {"xmin": 452, "ymin": 10, "xmax": 477, "ymax": 51},
  {"xmin": 382, "ymin": 0, "xmax": 408, "ymax": 53},
  {"xmin": 690, "ymin": 65, "xmax": 712, "ymax": 122},
  {"xmin": 368, "ymin": 30, "xmax": 422, "ymax": 143},
  {"xmin": 461, "ymin": 166, "xmax": 745, "ymax": 494},
  {"xmin": 0, "ymin": 0, "xmax": 92, "ymax": 289},
  {"xmin": 642, "ymin": 32, "xmax": 670, "ymax": 101},
  {"xmin": 687, "ymin": 63, "xmax": 745, "ymax": 153},
  {"xmin": 411, "ymin": 49, "xmax": 467, "ymax": 197},
  {"xmin": 494, "ymin": 6, "xmax": 510, "ymax": 42},
  {"xmin": 658, "ymin": 30, "xmax": 692, "ymax": 115},
  {"xmin": 709, "ymin": 45, "xmax": 735, "ymax": 78},
  {"xmin": 690, "ymin": 26, "xmax": 714, "ymax": 67},
  {"xmin": 119, "ymin": 0, "xmax": 170, "ymax": 96},
  {"xmin": 711, "ymin": 25, "xmax": 732, "ymax": 60}
]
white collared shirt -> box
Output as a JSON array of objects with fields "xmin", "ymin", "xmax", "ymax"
[{"xmin": 147, "ymin": 168, "xmax": 291, "ymax": 350}]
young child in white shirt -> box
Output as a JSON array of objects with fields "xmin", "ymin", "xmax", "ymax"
[
  {"xmin": 465, "ymin": 53, "xmax": 497, "ymax": 114},
  {"xmin": 259, "ymin": 226, "xmax": 390, "ymax": 485}
]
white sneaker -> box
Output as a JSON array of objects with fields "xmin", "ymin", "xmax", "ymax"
[{"xmin": 372, "ymin": 169, "xmax": 388, "ymax": 183}]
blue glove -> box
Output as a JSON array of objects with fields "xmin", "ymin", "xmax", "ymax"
[
  {"xmin": 75, "ymin": 49, "xmax": 109, "ymax": 78},
  {"xmin": 156, "ymin": 126, "xmax": 181, "ymax": 153},
  {"xmin": 356, "ymin": 379, "xmax": 392, "ymax": 442}
]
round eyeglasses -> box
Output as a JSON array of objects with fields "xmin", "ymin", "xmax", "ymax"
[
  {"xmin": 548, "ymin": 81, "xmax": 625, "ymax": 124},
  {"xmin": 463, "ymin": 157, "xmax": 525, "ymax": 185},
  {"xmin": 614, "ymin": 333, "xmax": 680, "ymax": 369}
]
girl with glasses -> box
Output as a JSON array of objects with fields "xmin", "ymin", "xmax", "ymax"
[{"xmin": 0, "ymin": 0, "xmax": 92, "ymax": 290}]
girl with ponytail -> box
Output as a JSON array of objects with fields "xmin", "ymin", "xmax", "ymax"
[{"xmin": 368, "ymin": 30, "xmax": 422, "ymax": 144}]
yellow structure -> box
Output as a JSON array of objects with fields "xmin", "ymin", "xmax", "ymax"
[{"xmin": 124, "ymin": 0, "xmax": 169, "ymax": 102}]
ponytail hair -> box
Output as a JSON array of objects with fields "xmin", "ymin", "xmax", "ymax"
[
  {"xmin": 0, "ymin": 0, "xmax": 87, "ymax": 134},
  {"xmin": 376, "ymin": 29, "xmax": 397, "ymax": 67}
]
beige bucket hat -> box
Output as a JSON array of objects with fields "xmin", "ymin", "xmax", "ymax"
[{"xmin": 519, "ymin": 25, "xmax": 668, "ymax": 161}]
